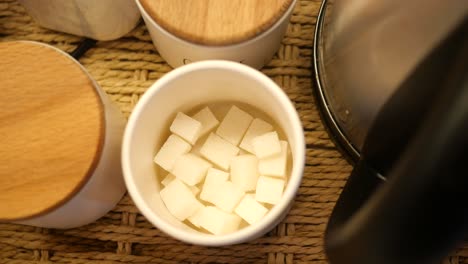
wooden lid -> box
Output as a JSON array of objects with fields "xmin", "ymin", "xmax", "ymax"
[
  {"xmin": 139, "ymin": 0, "xmax": 294, "ymax": 46},
  {"xmin": 0, "ymin": 41, "xmax": 104, "ymax": 221}
]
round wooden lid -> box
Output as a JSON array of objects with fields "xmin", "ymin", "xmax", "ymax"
[
  {"xmin": 0, "ymin": 41, "xmax": 105, "ymax": 221},
  {"xmin": 139, "ymin": 0, "xmax": 294, "ymax": 46}
]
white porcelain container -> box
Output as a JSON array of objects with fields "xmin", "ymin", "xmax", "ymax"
[
  {"xmin": 122, "ymin": 60, "xmax": 305, "ymax": 246},
  {"xmin": 18, "ymin": 0, "xmax": 141, "ymax": 40},
  {"xmin": 0, "ymin": 41, "xmax": 126, "ymax": 228},
  {"xmin": 135, "ymin": 0, "xmax": 297, "ymax": 69}
]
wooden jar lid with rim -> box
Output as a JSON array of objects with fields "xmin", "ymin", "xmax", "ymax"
[
  {"xmin": 139, "ymin": 0, "xmax": 295, "ymax": 46},
  {"xmin": 0, "ymin": 41, "xmax": 104, "ymax": 221}
]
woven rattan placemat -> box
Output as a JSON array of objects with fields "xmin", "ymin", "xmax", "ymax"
[{"xmin": 0, "ymin": 0, "xmax": 466, "ymax": 263}]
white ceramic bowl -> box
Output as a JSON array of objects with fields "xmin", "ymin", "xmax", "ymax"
[{"xmin": 122, "ymin": 60, "xmax": 305, "ymax": 246}]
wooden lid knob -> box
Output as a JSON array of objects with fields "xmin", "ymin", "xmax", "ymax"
[
  {"xmin": 0, "ymin": 41, "xmax": 104, "ymax": 220},
  {"xmin": 139, "ymin": 0, "xmax": 294, "ymax": 46}
]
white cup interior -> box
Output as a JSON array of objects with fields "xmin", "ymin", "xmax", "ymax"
[{"xmin": 122, "ymin": 60, "xmax": 305, "ymax": 246}]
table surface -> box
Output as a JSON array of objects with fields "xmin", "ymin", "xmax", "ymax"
[{"xmin": 0, "ymin": 0, "xmax": 466, "ymax": 263}]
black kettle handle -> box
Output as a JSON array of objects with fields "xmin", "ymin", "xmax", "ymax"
[{"xmin": 325, "ymin": 18, "xmax": 468, "ymax": 264}]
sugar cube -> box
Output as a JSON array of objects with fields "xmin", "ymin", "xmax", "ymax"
[
  {"xmin": 211, "ymin": 181, "xmax": 245, "ymax": 212},
  {"xmin": 170, "ymin": 112, "xmax": 202, "ymax": 145},
  {"xmin": 171, "ymin": 153, "xmax": 212, "ymax": 186},
  {"xmin": 239, "ymin": 118, "xmax": 273, "ymax": 153},
  {"xmin": 190, "ymin": 133, "xmax": 208, "ymax": 157},
  {"xmin": 161, "ymin": 173, "xmax": 199, "ymax": 194},
  {"xmin": 154, "ymin": 134, "xmax": 191, "ymax": 172},
  {"xmin": 239, "ymin": 149, "xmax": 249, "ymax": 155},
  {"xmin": 216, "ymin": 106, "xmax": 253, "ymax": 146},
  {"xmin": 192, "ymin": 107, "xmax": 219, "ymax": 138},
  {"xmin": 230, "ymin": 155, "xmax": 259, "ymax": 191},
  {"xmin": 200, "ymin": 133, "xmax": 239, "ymax": 170},
  {"xmin": 207, "ymin": 168, "xmax": 230, "ymax": 182},
  {"xmin": 234, "ymin": 195, "xmax": 268, "ymax": 225},
  {"xmin": 190, "ymin": 185, "xmax": 200, "ymax": 196},
  {"xmin": 160, "ymin": 178, "xmax": 202, "ymax": 221},
  {"xmin": 161, "ymin": 174, "xmax": 176, "ymax": 187},
  {"xmin": 187, "ymin": 204, "xmax": 205, "ymax": 228},
  {"xmin": 200, "ymin": 168, "xmax": 230, "ymax": 203},
  {"xmin": 198, "ymin": 206, "xmax": 242, "ymax": 235},
  {"xmin": 255, "ymin": 176, "xmax": 285, "ymax": 205},
  {"xmin": 251, "ymin": 131, "xmax": 281, "ymax": 158},
  {"xmin": 258, "ymin": 141, "xmax": 288, "ymax": 178}
]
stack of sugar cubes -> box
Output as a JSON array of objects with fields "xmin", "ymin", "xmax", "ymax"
[{"xmin": 154, "ymin": 105, "xmax": 289, "ymax": 235}]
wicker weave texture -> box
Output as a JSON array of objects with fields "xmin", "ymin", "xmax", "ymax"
[{"xmin": 0, "ymin": 0, "xmax": 467, "ymax": 263}]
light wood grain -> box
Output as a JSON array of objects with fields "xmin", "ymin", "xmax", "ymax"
[
  {"xmin": 139, "ymin": 0, "xmax": 294, "ymax": 46},
  {"xmin": 0, "ymin": 42, "xmax": 104, "ymax": 220}
]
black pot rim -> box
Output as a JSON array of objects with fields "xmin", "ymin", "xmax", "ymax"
[{"xmin": 312, "ymin": 0, "xmax": 361, "ymax": 163}]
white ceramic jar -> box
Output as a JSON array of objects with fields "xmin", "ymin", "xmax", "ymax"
[
  {"xmin": 135, "ymin": 0, "xmax": 297, "ymax": 69},
  {"xmin": 122, "ymin": 60, "xmax": 305, "ymax": 246},
  {"xmin": 18, "ymin": 0, "xmax": 141, "ymax": 40},
  {"xmin": 0, "ymin": 41, "xmax": 126, "ymax": 228}
]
